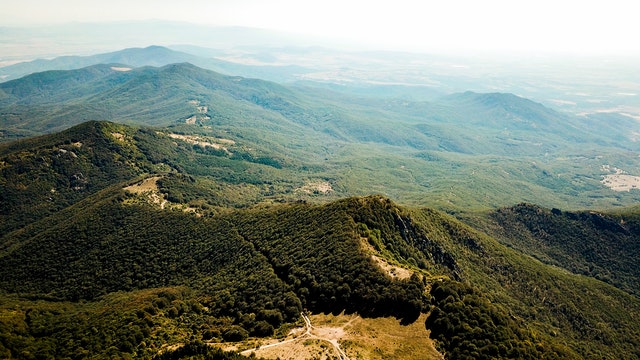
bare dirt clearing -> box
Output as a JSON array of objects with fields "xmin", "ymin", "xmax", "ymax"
[
  {"xmin": 111, "ymin": 132, "xmax": 125, "ymax": 141},
  {"xmin": 371, "ymin": 254, "xmax": 414, "ymax": 280},
  {"xmin": 360, "ymin": 237, "xmax": 414, "ymax": 280},
  {"xmin": 234, "ymin": 313, "xmax": 442, "ymax": 360},
  {"xmin": 124, "ymin": 177, "xmax": 168, "ymax": 209},
  {"xmin": 166, "ymin": 133, "xmax": 234, "ymax": 153},
  {"xmin": 601, "ymin": 174, "xmax": 640, "ymax": 192},
  {"xmin": 124, "ymin": 176, "xmax": 161, "ymax": 193},
  {"xmin": 296, "ymin": 181, "xmax": 334, "ymax": 195},
  {"xmin": 124, "ymin": 176, "xmax": 160, "ymax": 194}
]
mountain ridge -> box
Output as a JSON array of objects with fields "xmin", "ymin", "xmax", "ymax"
[
  {"xmin": 0, "ymin": 46, "xmax": 209, "ymax": 82},
  {"xmin": 3, "ymin": 63, "xmax": 640, "ymax": 212},
  {"xmin": 3, "ymin": 62, "xmax": 633, "ymax": 152},
  {"xmin": 0, "ymin": 45, "xmax": 309, "ymax": 84},
  {"xmin": 1, "ymin": 121, "xmax": 640, "ymax": 358}
]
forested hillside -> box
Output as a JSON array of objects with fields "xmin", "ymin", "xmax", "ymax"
[
  {"xmin": 2, "ymin": 179, "xmax": 640, "ymax": 358},
  {"xmin": 0, "ymin": 121, "xmax": 147, "ymax": 234},
  {"xmin": 0, "ymin": 99, "xmax": 639, "ymax": 358},
  {"xmin": 478, "ymin": 203, "xmax": 640, "ymax": 296},
  {"xmin": 0, "ymin": 120, "xmax": 324, "ymax": 234},
  {"xmin": 3, "ymin": 63, "xmax": 640, "ymax": 212},
  {"xmin": 3, "ymin": 190, "xmax": 640, "ymax": 358}
]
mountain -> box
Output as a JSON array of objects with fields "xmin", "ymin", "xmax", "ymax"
[
  {"xmin": 0, "ymin": 120, "xmax": 322, "ymax": 235},
  {"xmin": 0, "ymin": 46, "xmax": 201, "ymax": 82},
  {"xmin": 1, "ymin": 121, "xmax": 639, "ymax": 359},
  {"xmin": 2, "ymin": 63, "xmax": 640, "ymax": 212},
  {"xmin": 441, "ymin": 91, "xmax": 568, "ymax": 129},
  {"xmin": 438, "ymin": 91, "xmax": 640, "ymax": 151},
  {"xmin": 0, "ymin": 62, "xmax": 324, "ymax": 142},
  {"xmin": 3, "ymin": 62, "xmax": 637, "ymax": 154},
  {"xmin": 0, "ymin": 121, "xmax": 147, "ymax": 234},
  {"xmin": 0, "ymin": 45, "xmax": 309, "ymax": 84}
]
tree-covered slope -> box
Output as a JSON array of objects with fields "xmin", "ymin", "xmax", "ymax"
[
  {"xmin": 475, "ymin": 203, "xmax": 640, "ymax": 296},
  {"xmin": 0, "ymin": 190, "xmax": 429, "ymax": 358},
  {"xmin": 0, "ymin": 62, "xmax": 317, "ymax": 135},
  {"xmin": 400, "ymin": 201, "xmax": 640, "ymax": 358},
  {"xmin": 4, "ymin": 63, "xmax": 640, "ymax": 211},
  {"xmin": 3, "ymin": 63, "xmax": 638, "ymax": 156},
  {"xmin": 0, "ymin": 121, "xmax": 150, "ymax": 234},
  {"xmin": 2, "ymin": 184, "xmax": 640, "ymax": 358},
  {"xmin": 0, "ymin": 122, "xmax": 638, "ymax": 359},
  {"xmin": 0, "ymin": 120, "xmax": 333, "ymax": 235}
]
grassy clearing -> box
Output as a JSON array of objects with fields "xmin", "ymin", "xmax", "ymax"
[{"xmin": 227, "ymin": 313, "xmax": 442, "ymax": 360}]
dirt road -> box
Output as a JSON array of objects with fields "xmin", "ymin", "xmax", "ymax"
[{"xmin": 240, "ymin": 312, "xmax": 351, "ymax": 359}]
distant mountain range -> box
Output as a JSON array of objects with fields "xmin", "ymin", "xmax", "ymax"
[
  {"xmin": 0, "ymin": 46, "xmax": 200, "ymax": 81},
  {"xmin": 1, "ymin": 60, "xmax": 640, "ymax": 211},
  {"xmin": 0, "ymin": 45, "xmax": 307, "ymax": 83},
  {"xmin": 2, "ymin": 59, "xmax": 637, "ymax": 151}
]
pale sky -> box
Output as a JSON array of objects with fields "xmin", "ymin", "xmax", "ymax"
[{"xmin": 1, "ymin": 0, "xmax": 639, "ymax": 55}]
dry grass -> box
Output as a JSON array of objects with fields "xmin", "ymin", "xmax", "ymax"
[
  {"xmin": 601, "ymin": 174, "xmax": 640, "ymax": 192},
  {"xmin": 295, "ymin": 181, "xmax": 334, "ymax": 195},
  {"xmin": 230, "ymin": 313, "xmax": 442, "ymax": 360},
  {"xmin": 124, "ymin": 176, "xmax": 161, "ymax": 193},
  {"xmin": 123, "ymin": 177, "xmax": 169, "ymax": 209},
  {"xmin": 166, "ymin": 133, "xmax": 234, "ymax": 153}
]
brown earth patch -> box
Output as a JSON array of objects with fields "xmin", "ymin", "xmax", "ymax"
[
  {"xmin": 296, "ymin": 181, "xmax": 334, "ymax": 195},
  {"xmin": 124, "ymin": 176, "xmax": 161, "ymax": 193},
  {"xmin": 601, "ymin": 174, "xmax": 640, "ymax": 192},
  {"xmin": 360, "ymin": 238, "xmax": 414, "ymax": 280},
  {"xmin": 166, "ymin": 133, "xmax": 234, "ymax": 153},
  {"xmin": 236, "ymin": 313, "xmax": 442, "ymax": 360},
  {"xmin": 371, "ymin": 254, "xmax": 414, "ymax": 280},
  {"xmin": 124, "ymin": 177, "xmax": 168, "ymax": 209},
  {"xmin": 110, "ymin": 66, "xmax": 132, "ymax": 72}
]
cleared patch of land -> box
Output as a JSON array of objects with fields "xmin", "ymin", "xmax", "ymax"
[
  {"xmin": 166, "ymin": 133, "xmax": 234, "ymax": 153},
  {"xmin": 371, "ymin": 254, "xmax": 414, "ymax": 280},
  {"xmin": 235, "ymin": 313, "xmax": 441, "ymax": 360},
  {"xmin": 124, "ymin": 177, "xmax": 168, "ymax": 209},
  {"xmin": 111, "ymin": 132, "xmax": 125, "ymax": 141},
  {"xmin": 601, "ymin": 174, "xmax": 640, "ymax": 192},
  {"xmin": 124, "ymin": 176, "xmax": 161, "ymax": 193},
  {"xmin": 360, "ymin": 237, "xmax": 414, "ymax": 280},
  {"xmin": 296, "ymin": 181, "xmax": 333, "ymax": 195}
]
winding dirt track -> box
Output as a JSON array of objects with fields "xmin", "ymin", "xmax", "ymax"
[{"xmin": 240, "ymin": 313, "xmax": 351, "ymax": 359}]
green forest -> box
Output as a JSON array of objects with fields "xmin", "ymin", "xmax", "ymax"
[
  {"xmin": 0, "ymin": 98, "xmax": 639, "ymax": 358},
  {"xmin": 2, "ymin": 184, "xmax": 639, "ymax": 358}
]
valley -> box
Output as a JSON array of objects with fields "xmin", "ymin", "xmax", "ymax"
[{"xmin": 1, "ymin": 54, "xmax": 639, "ymax": 211}]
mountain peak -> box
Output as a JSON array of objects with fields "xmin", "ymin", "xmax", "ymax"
[
  {"xmin": 0, "ymin": 45, "xmax": 200, "ymax": 83},
  {"xmin": 450, "ymin": 91, "xmax": 541, "ymax": 108},
  {"xmin": 441, "ymin": 90, "xmax": 565, "ymax": 128}
]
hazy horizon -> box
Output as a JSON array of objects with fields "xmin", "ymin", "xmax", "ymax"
[{"xmin": 2, "ymin": 0, "xmax": 639, "ymax": 56}]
